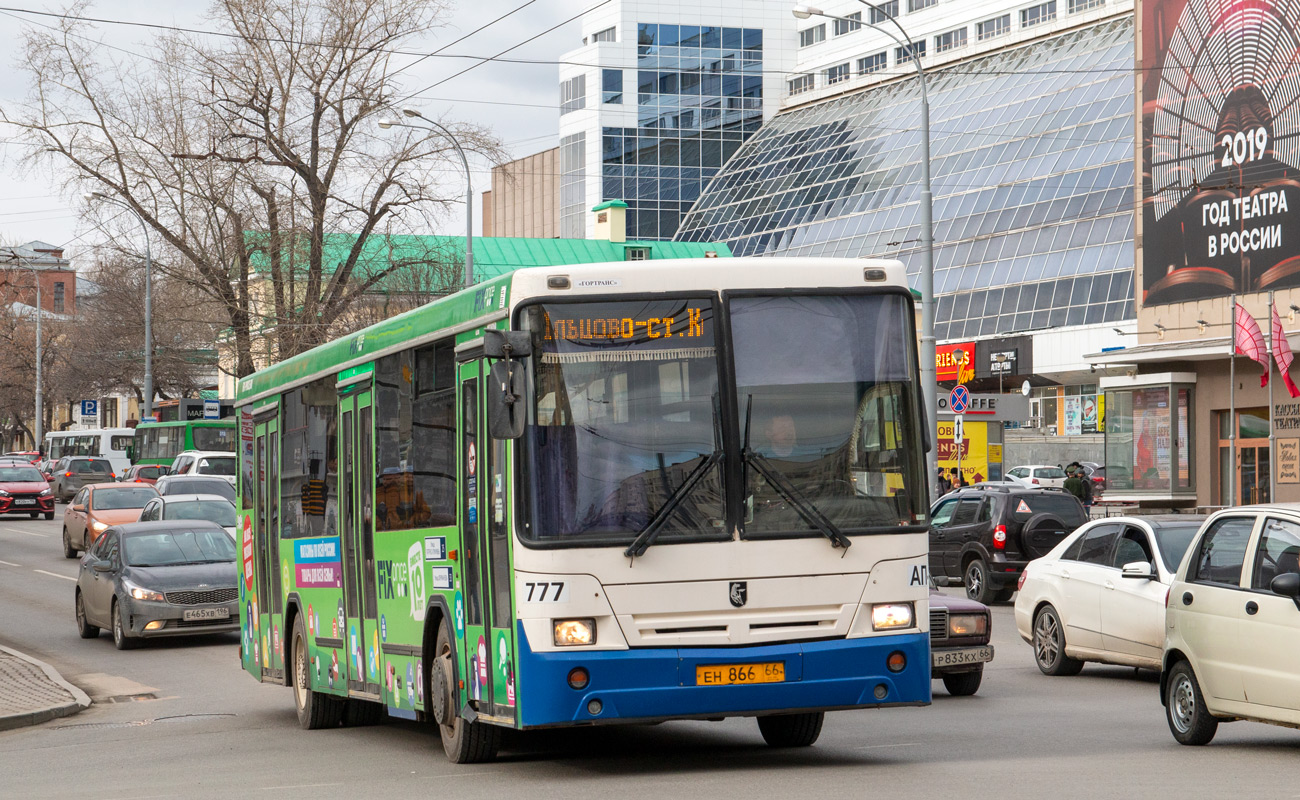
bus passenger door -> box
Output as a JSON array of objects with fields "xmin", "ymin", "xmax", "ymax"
[
  {"xmin": 458, "ymin": 356, "xmax": 517, "ymax": 722},
  {"xmin": 340, "ymin": 387, "xmax": 381, "ymax": 696},
  {"xmin": 253, "ymin": 416, "xmax": 284, "ymax": 681}
]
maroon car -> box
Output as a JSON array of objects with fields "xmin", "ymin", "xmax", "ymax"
[
  {"xmin": 930, "ymin": 589, "xmax": 994, "ymax": 696},
  {"xmin": 0, "ymin": 464, "xmax": 55, "ymax": 519}
]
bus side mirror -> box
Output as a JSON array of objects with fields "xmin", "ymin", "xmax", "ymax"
[
  {"xmin": 483, "ymin": 329, "xmax": 532, "ymax": 359},
  {"xmin": 487, "ymin": 360, "xmax": 527, "ymax": 440}
]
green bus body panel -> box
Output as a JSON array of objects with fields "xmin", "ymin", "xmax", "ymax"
[{"xmin": 133, "ymin": 419, "xmax": 237, "ymax": 466}]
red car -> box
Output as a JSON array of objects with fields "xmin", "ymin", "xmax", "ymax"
[
  {"xmin": 2, "ymin": 451, "xmax": 42, "ymax": 465},
  {"xmin": 0, "ymin": 464, "xmax": 55, "ymax": 519},
  {"xmin": 119, "ymin": 464, "xmax": 167, "ymax": 486}
]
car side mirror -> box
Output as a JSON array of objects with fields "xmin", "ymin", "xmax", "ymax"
[
  {"xmin": 487, "ymin": 360, "xmax": 527, "ymax": 440},
  {"xmin": 71, "ymin": 504, "xmax": 85, "ymax": 513},
  {"xmin": 92, "ymin": 559, "xmax": 113, "ymax": 573},
  {"xmin": 1120, "ymin": 560, "xmax": 1157, "ymax": 580},
  {"xmin": 1270, "ymin": 572, "xmax": 1300, "ymax": 611}
]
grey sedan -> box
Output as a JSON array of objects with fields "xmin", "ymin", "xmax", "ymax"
[{"xmin": 74, "ymin": 520, "xmax": 239, "ymax": 650}]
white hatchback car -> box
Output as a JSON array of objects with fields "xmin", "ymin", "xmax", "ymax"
[
  {"xmin": 1163, "ymin": 506, "xmax": 1300, "ymax": 745},
  {"xmin": 170, "ymin": 450, "xmax": 237, "ymax": 487},
  {"xmin": 1006, "ymin": 465, "xmax": 1068, "ymax": 488},
  {"xmin": 1015, "ymin": 516, "xmax": 1204, "ymax": 674}
]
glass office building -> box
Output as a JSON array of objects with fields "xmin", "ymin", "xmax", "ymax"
[{"xmin": 676, "ymin": 16, "xmax": 1135, "ymax": 340}]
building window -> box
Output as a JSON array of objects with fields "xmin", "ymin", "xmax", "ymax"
[
  {"xmin": 908, "ymin": 0, "xmax": 938, "ymax": 11},
  {"xmin": 826, "ymin": 63, "xmax": 851, "ymax": 85},
  {"xmin": 559, "ymin": 132, "xmax": 586, "ymax": 238},
  {"xmin": 626, "ymin": 248, "xmax": 649, "ymax": 261},
  {"xmin": 560, "ymin": 75, "xmax": 586, "ymax": 115},
  {"xmin": 857, "ymin": 52, "xmax": 888, "ymax": 75},
  {"xmin": 799, "ymin": 24, "xmax": 826, "ymax": 47},
  {"xmin": 934, "ymin": 27, "xmax": 967, "ymax": 52},
  {"xmin": 53, "ymin": 281, "xmax": 64, "ymax": 314},
  {"xmin": 977, "ymin": 14, "xmax": 1012, "ymax": 39},
  {"xmin": 788, "ymin": 74, "xmax": 815, "ymax": 95},
  {"xmin": 1068, "ymin": 0, "xmax": 1104, "ymax": 11},
  {"xmin": 602, "ymin": 69, "xmax": 622, "ymax": 104},
  {"xmin": 869, "ymin": 1, "xmax": 899, "ymax": 23},
  {"xmin": 1021, "ymin": 1, "xmax": 1057, "ymax": 28},
  {"xmin": 591, "ymin": 26, "xmax": 616, "ymax": 43},
  {"xmin": 833, "ymin": 12, "xmax": 862, "ymax": 35},
  {"xmin": 895, "ymin": 41, "xmax": 926, "ymax": 64}
]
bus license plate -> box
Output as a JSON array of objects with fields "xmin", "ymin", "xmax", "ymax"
[
  {"xmin": 183, "ymin": 608, "xmax": 230, "ymax": 621},
  {"xmin": 696, "ymin": 662, "xmax": 785, "ymax": 686}
]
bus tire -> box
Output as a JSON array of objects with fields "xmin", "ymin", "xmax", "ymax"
[
  {"xmin": 291, "ymin": 614, "xmax": 343, "ymax": 730},
  {"xmin": 343, "ymin": 698, "xmax": 383, "ymax": 727},
  {"xmin": 434, "ymin": 619, "xmax": 499, "ymax": 764},
  {"xmin": 757, "ymin": 711, "xmax": 824, "ymax": 747}
]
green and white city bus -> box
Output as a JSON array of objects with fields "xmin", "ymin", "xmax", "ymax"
[
  {"xmin": 132, "ymin": 420, "xmax": 237, "ymax": 467},
  {"xmin": 236, "ymin": 258, "xmax": 933, "ymax": 763}
]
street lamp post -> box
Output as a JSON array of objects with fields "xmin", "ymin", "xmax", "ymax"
[
  {"xmin": 793, "ymin": 3, "xmax": 936, "ymax": 499},
  {"xmin": 377, "ymin": 110, "xmax": 475, "ymax": 289},
  {"xmin": 85, "ymin": 192, "xmax": 153, "ymax": 423}
]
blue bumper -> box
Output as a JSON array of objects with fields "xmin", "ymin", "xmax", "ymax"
[{"xmin": 516, "ymin": 625, "xmax": 931, "ymax": 728}]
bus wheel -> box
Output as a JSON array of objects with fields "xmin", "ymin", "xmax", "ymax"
[
  {"xmin": 757, "ymin": 712, "xmax": 825, "ymax": 747},
  {"xmin": 292, "ymin": 614, "xmax": 343, "ymax": 730},
  {"xmin": 434, "ymin": 619, "xmax": 499, "ymax": 764}
]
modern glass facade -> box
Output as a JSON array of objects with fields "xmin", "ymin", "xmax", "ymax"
[
  {"xmin": 602, "ymin": 23, "xmax": 765, "ymax": 241},
  {"xmin": 676, "ymin": 17, "xmax": 1136, "ymax": 340}
]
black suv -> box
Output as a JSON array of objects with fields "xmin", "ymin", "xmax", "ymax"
[{"xmin": 929, "ymin": 486, "xmax": 1088, "ymax": 603}]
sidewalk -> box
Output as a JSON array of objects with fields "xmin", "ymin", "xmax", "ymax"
[{"xmin": 0, "ymin": 645, "xmax": 91, "ymax": 731}]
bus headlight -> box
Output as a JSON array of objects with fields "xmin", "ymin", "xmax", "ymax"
[
  {"xmin": 871, "ymin": 603, "xmax": 914, "ymax": 631},
  {"xmin": 553, "ymin": 618, "xmax": 596, "ymax": 646}
]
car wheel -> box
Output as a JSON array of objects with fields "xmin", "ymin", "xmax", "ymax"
[
  {"xmin": 433, "ymin": 618, "xmax": 499, "ymax": 763},
  {"xmin": 941, "ymin": 667, "xmax": 983, "ymax": 696},
  {"xmin": 992, "ymin": 587, "xmax": 1015, "ymax": 603},
  {"xmin": 757, "ymin": 712, "xmax": 825, "ymax": 747},
  {"xmin": 29, "ymin": 512, "xmax": 37, "ymax": 519},
  {"xmin": 44, "ymin": 511, "xmax": 53, "ymax": 520},
  {"xmin": 292, "ymin": 613, "xmax": 343, "ymax": 729},
  {"xmin": 1166, "ymin": 660, "xmax": 1218, "ymax": 745},
  {"xmin": 62, "ymin": 527, "xmax": 77, "ymax": 559},
  {"xmin": 964, "ymin": 558, "xmax": 996, "ymax": 605},
  {"xmin": 75, "ymin": 591, "xmax": 99, "ymax": 639},
  {"xmin": 111, "ymin": 600, "xmax": 138, "ymax": 650},
  {"xmin": 1033, "ymin": 604, "xmax": 1083, "ymax": 676}
]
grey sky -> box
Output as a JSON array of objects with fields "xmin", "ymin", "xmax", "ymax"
[{"xmin": 0, "ymin": 0, "xmax": 577, "ymax": 259}]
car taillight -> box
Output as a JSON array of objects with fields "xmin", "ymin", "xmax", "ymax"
[
  {"xmin": 110, "ymin": 473, "xmax": 116, "ymax": 479},
  {"xmin": 993, "ymin": 524, "xmax": 1007, "ymax": 549},
  {"xmin": 1030, "ymin": 478, "xmax": 1039, "ymax": 485},
  {"xmin": 1017, "ymin": 571, "xmax": 1028, "ymax": 591},
  {"xmin": 65, "ymin": 471, "xmax": 73, "ymax": 477}
]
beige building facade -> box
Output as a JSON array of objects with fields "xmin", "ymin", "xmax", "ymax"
[{"xmin": 483, "ymin": 148, "xmax": 559, "ymax": 239}]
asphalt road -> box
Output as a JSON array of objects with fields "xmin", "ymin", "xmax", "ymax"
[{"xmin": 3, "ymin": 508, "xmax": 1300, "ymax": 800}]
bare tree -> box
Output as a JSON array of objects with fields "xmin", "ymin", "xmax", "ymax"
[{"xmin": 5, "ymin": 0, "xmax": 501, "ymax": 378}]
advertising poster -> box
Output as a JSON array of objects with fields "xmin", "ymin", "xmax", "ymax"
[
  {"xmin": 1064, "ymin": 396, "xmax": 1083, "ymax": 436},
  {"xmin": 937, "ymin": 420, "xmax": 989, "ymax": 484},
  {"xmin": 1082, "ymin": 394, "xmax": 1099, "ymax": 434},
  {"xmin": 1140, "ymin": 0, "xmax": 1300, "ymax": 304}
]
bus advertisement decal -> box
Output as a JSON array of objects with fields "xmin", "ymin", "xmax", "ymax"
[
  {"xmin": 294, "ymin": 537, "xmax": 342, "ymax": 588},
  {"xmin": 423, "ymin": 536, "xmax": 447, "ymax": 561}
]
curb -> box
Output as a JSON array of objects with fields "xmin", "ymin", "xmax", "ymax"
[{"xmin": 0, "ymin": 645, "xmax": 92, "ymax": 732}]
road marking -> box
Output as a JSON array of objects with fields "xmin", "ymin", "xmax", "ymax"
[
  {"xmin": 0, "ymin": 526, "xmax": 48, "ymax": 537},
  {"xmin": 854, "ymin": 742, "xmax": 921, "ymax": 750},
  {"xmin": 0, "ymin": 559, "xmax": 20, "ymax": 567},
  {"xmin": 256, "ymin": 784, "xmax": 343, "ymax": 791},
  {"xmin": 33, "ymin": 569, "xmax": 76, "ymax": 582}
]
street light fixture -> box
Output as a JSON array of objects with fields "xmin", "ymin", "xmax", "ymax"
[
  {"xmin": 377, "ymin": 109, "xmax": 475, "ymax": 289},
  {"xmin": 791, "ymin": 3, "xmax": 937, "ymax": 498},
  {"xmin": 85, "ymin": 191, "xmax": 154, "ymax": 423}
]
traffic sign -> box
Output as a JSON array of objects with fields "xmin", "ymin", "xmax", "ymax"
[
  {"xmin": 203, "ymin": 399, "xmax": 220, "ymax": 420},
  {"xmin": 79, "ymin": 399, "xmax": 98, "ymax": 418},
  {"xmin": 953, "ymin": 415, "xmax": 964, "ymax": 444},
  {"xmin": 949, "ymin": 385, "xmax": 970, "ymax": 414}
]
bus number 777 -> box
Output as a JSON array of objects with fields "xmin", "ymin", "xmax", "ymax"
[{"xmin": 523, "ymin": 581, "xmax": 565, "ymax": 602}]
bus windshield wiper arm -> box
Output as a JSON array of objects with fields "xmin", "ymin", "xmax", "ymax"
[
  {"xmin": 624, "ymin": 450, "xmax": 723, "ymax": 562},
  {"xmin": 744, "ymin": 448, "xmax": 852, "ymax": 552}
]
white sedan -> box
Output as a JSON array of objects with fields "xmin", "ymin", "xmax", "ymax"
[
  {"xmin": 1005, "ymin": 465, "xmax": 1068, "ymax": 488},
  {"xmin": 1014, "ymin": 515, "xmax": 1204, "ymax": 674}
]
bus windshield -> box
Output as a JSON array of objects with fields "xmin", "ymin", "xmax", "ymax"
[
  {"xmin": 522, "ymin": 298, "xmax": 724, "ymax": 544},
  {"xmin": 519, "ymin": 292, "xmax": 925, "ymax": 546}
]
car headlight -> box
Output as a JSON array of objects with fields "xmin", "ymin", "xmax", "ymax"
[
  {"xmin": 948, "ymin": 613, "xmax": 988, "ymax": 637},
  {"xmin": 90, "ymin": 520, "xmax": 109, "ymax": 533},
  {"xmin": 123, "ymin": 579, "xmax": 165, "ymax": 602},
  {"xmin": 0, "ymin": 489, "xmax": 10, "ymax": 497},
  {"xmin": 553, "ymin": 618, "xmax": 596, "ymax": 646},
  {"xmin": 39, "ymin": 488, "xmax": 50, "ymax": 496},
  {"xmin": 871, "ymin": 603, "xmax": 914, "ymax": 631}
]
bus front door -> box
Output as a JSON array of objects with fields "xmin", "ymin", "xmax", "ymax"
[
  {"xmin": 253, "ymin": 415, "xmax": 284, "ymax": 681},
  {"xmin": 340, "ymin": 387, "xmax": 381, "ymax": 696},
  {"xmin": 458, "ymin": 356, "xmax": 517, "ymax": 722}
]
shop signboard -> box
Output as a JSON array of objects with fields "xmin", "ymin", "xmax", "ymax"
[
  {"xmin": 1279, "ymin": 439, "xmax": 1300, "ymax": 484},
  {"xmin": 1140, "ymin": 0, "xmax": 1300, "ymax": 304},
  {"xmin": 936, "ymin": 342, "xmax": 976, "ymax": 383}
]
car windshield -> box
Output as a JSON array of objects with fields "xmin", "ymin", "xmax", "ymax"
[
  {"xmin": 0, "ymin": 467, "xmax": 44, "ymax": 482},
  {"xmin": 161, "ymin": 478, "xmax": 236, "ymax": 500},
  {"xmin": 164, "ymin": 500, "xmax": 236, "ymax": 527},
  {"xmin": 1036, "ymin": 467, "xmax": 1066, "ymax": 478},
  {"xmin": 1154, "ymin": 523, "xmax": 1202, "ymax": 572},
  {"xmin": 521, "ymin": 298, "xmax": 724, "ymax": 543},
  {"xmin": 732, "ymin": 294, "xmax": 924, "ymax": 535},
  {"xmin": 122, "ymin": 528, "xmax": 236, "ymax": 566},
  {"xmin": 192, "ymin": 427, "xmax": 236, "ymax": 452},
  {"xmin": 197, "ymin": 457, "xmax": 236, "ymax": 476},
  {"xmin": 91, "ymin": 487, "xmax": 158, "ymax": 510}
]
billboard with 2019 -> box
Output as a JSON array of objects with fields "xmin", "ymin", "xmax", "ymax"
[{"xmin": 1140, "ymin": 0, "xmax": 1300, "ymax": 304}]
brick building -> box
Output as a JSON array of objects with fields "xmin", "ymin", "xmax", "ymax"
[{"xmin": 0, "ymin": 241, "xmax": 76, "ymax": 315}]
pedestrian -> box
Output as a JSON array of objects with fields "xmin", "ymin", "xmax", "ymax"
[
  {"xmin": 936, "ymin": 468, "xmax": 952, "ymax": 496},
  {"xmin": 952, "ymin": 469, "xmax": 966, "ymax": 489},
  {"xmin": 1063, "ymin": 466, "xmax": 1086, "ymax": 502},
  {"xmin": 1079, "ymin": 467, "xmax": 1094, "ymax": 512}
]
